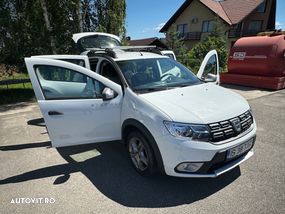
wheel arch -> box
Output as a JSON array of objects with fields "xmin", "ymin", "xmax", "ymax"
[{"xmin": 122, "ymin": 119, "xmax": 165, "ymax": 174}]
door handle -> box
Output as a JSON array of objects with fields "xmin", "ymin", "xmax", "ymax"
[{"xmin": 48, "ymin": 111, "xmax": 63, "ymax": 116}]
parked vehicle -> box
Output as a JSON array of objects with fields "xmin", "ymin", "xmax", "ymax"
[
  {"xmin": 72, "ymin": 32, "xmax": 122, "ymax": 53},
  {"xmin": 26, "ymin": 35, "xmax": 256, "ymax": 178},
  {"xmin": 72, "ymin": 32, "xmax": 177, "ymax": 60},
  {"xmin": 160, "ymin": 50, "xmax": 176, "ymax": 60},
  {"xmin": 221, "ymin": 34, "xmax": 285, "ymax": 90}
]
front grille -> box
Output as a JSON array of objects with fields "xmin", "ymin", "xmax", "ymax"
[{"xmin": 208, "ymin": 111, "xmax": 253, "ymax": 142}]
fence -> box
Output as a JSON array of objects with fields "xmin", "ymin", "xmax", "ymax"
[{"xmin": 0, "ymin": 79, "xmax": 31, "ymax": 88}]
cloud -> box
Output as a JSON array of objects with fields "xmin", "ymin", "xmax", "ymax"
[
  {"xmin": 141, "ymin": 23, "xmax": 166, "ymax": 35},
  {"xmin": 142, "ymin": 27, "xmax": 151, "ymax": 33},
  {"xmin": 276, "ymin": 21, "xmax": 284, "ymax": 29},
  {"xmin": 154, "ymin": 23, "xmax": 166, "ymax": 31}
]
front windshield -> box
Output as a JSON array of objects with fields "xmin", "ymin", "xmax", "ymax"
[{"xmin": 117, "ymin": 58, "xmax": 201, "ymax": 92}]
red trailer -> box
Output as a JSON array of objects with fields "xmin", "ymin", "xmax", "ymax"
[{"xmin": 221, "ymin": 34, "xmax": 285, "ymax": 90}]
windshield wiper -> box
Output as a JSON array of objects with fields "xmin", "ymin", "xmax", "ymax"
[
  {"xmin": 179, "ymin": 84, "xmax": 192, "ymax": 87},
  {"xmin": 133, "ymin": 86, "xmax": 175, "ymax": 93},
  {"xmin": 178, "ymin": 82, "xmax": 202, "ymax": 87}
]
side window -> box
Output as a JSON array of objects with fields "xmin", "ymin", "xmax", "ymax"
[
  {"xmin": 100, "ymin": 61, "xmax": 122, "ymax": 85},
  {"xmin": 201, "ymin": 55, "xmax": 217, "ymax": 81},
  {"xmin": 35, "ymin": 65, "xmax": 105, "ymax": 100},
  {"xmin": 89, "ymin": 58, "xmax": 99, "ymax": 72}
]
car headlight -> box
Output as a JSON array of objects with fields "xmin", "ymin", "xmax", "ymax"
[{"xmin": 164, "ymin": 121, "xmax": 210, "ymax": 142}]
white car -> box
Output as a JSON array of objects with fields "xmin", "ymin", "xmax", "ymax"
[
  {"xmin": 72, "ymin": 32, "xmax": 177, "ymax": 59},
  {"xmin": 25, "ymin": 46, "xmax": 256, "ymax": 178}
]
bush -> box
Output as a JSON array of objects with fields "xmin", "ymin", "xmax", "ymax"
[
  {"xmin": 188, "ymin": 16, "xmax": 228, "ymax": 73},
  {"xmin": 188, "ymin": 36, "xmax": 228, "ymax": 74}
]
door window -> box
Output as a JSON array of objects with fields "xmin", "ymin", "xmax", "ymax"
[
  {"xmin": 100, "ymin": 60, "xmax": 122, "ymax": 85},
  {"xmin": 35, "ymin": 65, "xmax": 105, "ymax": 99},
  {"xmin": 200, "ymin": 55, "xmax": 217, "ymax": 81}
]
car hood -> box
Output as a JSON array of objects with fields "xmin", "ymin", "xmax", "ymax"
[{"xmin": 139, "ymin": 83, "xmax": 250, "ymax": 124}]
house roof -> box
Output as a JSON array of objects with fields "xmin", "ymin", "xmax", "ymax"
[
  {"xmin": 160, "ymin": 0, "xmax": 264, "ymax": 32},
  {"xmin": 128, "ymin": 37, "xmax": 168, "ymax": 49}
]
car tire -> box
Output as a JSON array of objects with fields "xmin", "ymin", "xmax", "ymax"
[{"xmin": 127, "ymin": 131, "xmax": 156, "ymax": 176}]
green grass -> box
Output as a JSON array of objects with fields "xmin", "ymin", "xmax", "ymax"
[
  {"xmin": 0, "ymin": 82, "xmax": 35, "ymax": 105},
  {"xmin": 0, "ymin": 72, "xmax": 29, "ymax": 81}
]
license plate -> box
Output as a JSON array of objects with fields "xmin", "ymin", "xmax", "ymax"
[{"xmin": 227, "ymin": 138, "xmax": 254, "ymax": 160}]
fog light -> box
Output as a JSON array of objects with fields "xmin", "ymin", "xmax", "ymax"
[{"xmin": 176, "ymin": 162, "xmax": 204, "ymax": 172}]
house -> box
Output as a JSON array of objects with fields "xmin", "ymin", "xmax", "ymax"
[
  {"xmin": 160, "ymin": 0, "xmax": 276, "ymax": 49},
  {"xmin": 128, "ymin": 37, "xmax": 168, "ymax": 49}
]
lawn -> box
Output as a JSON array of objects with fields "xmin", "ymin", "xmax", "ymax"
[{"xmin": 0, "ymin": 72, "xmax": 35, "ymax": 105}]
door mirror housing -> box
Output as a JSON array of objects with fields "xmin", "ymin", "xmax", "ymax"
[
  {"xmin": 102, "ymin": 87, "xmax": 116, "ymax": 101},
  {"xmin": 203, "ymin": 73, "xmax": 217, "ymax": 82},
  {"xmin": 197, "ymin": 50, "xmax": 220, "ymax": 85}
]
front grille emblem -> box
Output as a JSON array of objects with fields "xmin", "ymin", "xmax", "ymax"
[{"xmin": 230, "ymin": 118, "xmax": 241, "ymax": 133}]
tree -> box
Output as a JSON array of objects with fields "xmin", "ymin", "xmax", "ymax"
[
  {"xmin": 165, "ymin": 30, "xmax": 191, "ymax": 68},
  {"xmin": 96, "ymin": 0, "xmax": 126, "ymax": 37},
  {"xmin": 188, "ymin": 16, "xmax": 228, "ymax": 73},
  {"xmin": 39, "ymin": 0, "xmax": 56, "ymax": 54},
  {"xmin": 79, "ymin": 0, "xmax": 97, "ymax": 32},
  {"xmin": 0, "ymin": 0, "xmax": 127, "ymax": 75}
]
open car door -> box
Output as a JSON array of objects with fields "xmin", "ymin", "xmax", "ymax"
[
  {"xmin": 197, "ymin": 50, "xmax": 220, "ymax": 84},
  {"xmin": 25, "ymin": 57, "xmax": 122, "ymax": 147},
  {"xmin": 31, "ymin": 55, "xmax": 91, "ymax": 69}
]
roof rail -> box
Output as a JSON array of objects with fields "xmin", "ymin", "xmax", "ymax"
[
  {"xmin": 86, "ymin": 45, "xmax": 162, "ymax": 58},
  {"xmin": 86, "ymin": 48, "xmax": 117, "ymax": 58},
  {"xmin": 113, "ymin": 46, "xmax": 162, "ymax": 55}
]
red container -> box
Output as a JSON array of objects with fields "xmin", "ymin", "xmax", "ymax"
[
  {"xmin": 221, "ymin": 73, "xmax": 285, "ymax": 90},
  {"xmin": 228, "ymin": 35, "xmax": 285, "ymax": 77}
]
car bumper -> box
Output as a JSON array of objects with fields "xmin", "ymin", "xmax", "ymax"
[{"xmin": 156, "ymin": 122, "xmax": 256, "ymax": 178}]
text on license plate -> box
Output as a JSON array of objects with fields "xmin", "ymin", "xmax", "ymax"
[{"xmin": 227, "ymin": 138, "xmax": 254, "ymax": 160}]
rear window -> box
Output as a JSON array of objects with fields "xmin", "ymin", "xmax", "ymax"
[{"xmin": 78, "ymin": 35, "xmax": 121, "ymax": 51}]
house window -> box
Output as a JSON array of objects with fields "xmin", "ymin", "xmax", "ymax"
[
  {"xmin": 228, "ymin": 22, "xmax": 243, "ymax": 38},
  {"xmin": 202, "ymin": 20, "xmax": 214, "ymax": 33},
  {"xmin": 256, "ymin": 0, "xmax": 266, "ymax": 13},
  {"xmin": 177, "ymin": 24, "xmax": 188, "ymax": 37},
  {"xmin": 248, "ymin": 20, "xmax": 263, "ymax": 32}
]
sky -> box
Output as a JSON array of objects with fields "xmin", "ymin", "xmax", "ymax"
[{"xmin": 126, "ymin": 0, "xmax": 285, "ymax": 40}]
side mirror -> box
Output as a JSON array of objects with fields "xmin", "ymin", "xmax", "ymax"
[
  {"xmin": 102, "ymin": 87, "xmax": 116, "ymax": 101},
  {"xmin": 204, "ymin": 73, "xmax": 217, "ymax": 82}
]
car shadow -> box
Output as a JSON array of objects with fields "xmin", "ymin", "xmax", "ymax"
[
  {"xmin": 221, "ymin": 84, "xmax": 274, "ymax": 92},
  {"xmin": 0, "ymin": 141, "xmax": 241, "ymax": 208},
  {"xmin": 0, "ymin": 141, "xmax": 51, "ymax": 151},
  {"xmin": 58, "ymin": 143, "xmax": 241, "ymax": 207}
]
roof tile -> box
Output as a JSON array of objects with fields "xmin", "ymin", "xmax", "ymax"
[{"xmin": 160, "ymin": 0, "xmax": 265, "ymax": 32}]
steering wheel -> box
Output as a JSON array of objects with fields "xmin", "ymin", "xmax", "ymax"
[{"xmin": 160, "ymin": 73, "xmax": 175, "ymax": 82}]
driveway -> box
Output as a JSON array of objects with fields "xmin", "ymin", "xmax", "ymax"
[{"xmin": 0, "ymin": 89, "xmax": 284, "ymax": 214}]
